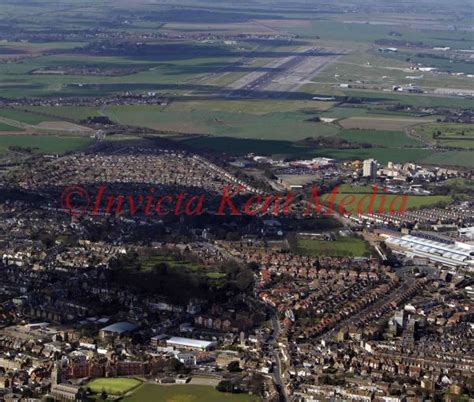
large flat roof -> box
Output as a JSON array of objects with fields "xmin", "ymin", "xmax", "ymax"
[
  {"xmin": 166, "ymin": 336, "xmax": 215, "ymax": 348},
  {"xmin": 101, "ymin": 322, "xmax": 138, "ymax": 334}
]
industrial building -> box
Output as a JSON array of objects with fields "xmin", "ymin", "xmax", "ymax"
[
  {"xmin": 384, "ymin": 234, "xmax": 474, "ymax": 269},
  {"xmin": 99, "ymin": 322, "xmax": 138, "ymax": 339},
  {"xmin": 166, "ymin": 336, "xmax": 216, "ymax": 351}
]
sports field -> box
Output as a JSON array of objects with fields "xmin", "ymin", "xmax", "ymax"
[
  {"xmin": 88, "ymin": 378, "xmax": 142, "ymax": 395},
  {"xmin": 325, "ymin": 184, "xmax": 452, "ymax": 214},
  {"xmin": 123, "ymin": 384, "xmax": 260, "ymax": 402},
  {"xmin": 296, "ymin": 235, "xmax": 372, "ymax": 257}
]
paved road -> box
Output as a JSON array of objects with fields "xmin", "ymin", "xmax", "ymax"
[{"xmin": 270, "ymin": 313, "xmax": 289, "ymax": 402}]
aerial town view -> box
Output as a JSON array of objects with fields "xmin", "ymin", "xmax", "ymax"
[{"xmin": 0, "ymin": 0, "xmax": 473, "ymax": 401}]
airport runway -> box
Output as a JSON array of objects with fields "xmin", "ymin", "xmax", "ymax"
[{"xmin": 224, "ymin": 46, "xmax": 348, "ymax": 98}]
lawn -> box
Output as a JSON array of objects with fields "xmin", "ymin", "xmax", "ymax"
[
  {"xmin": 123, "ymin": 384, "xmax": 260, "ymax": 402},
  {"xmin": 296, "ymin": 235, "xmax": 372, "ymax": 257},
  {"xmin": 88, "ymin": 378, "xmax": 142, "ymax": 396},
  {"xmin": 0, "ymin": 135, "xmax": 93, "ymax": 155}
]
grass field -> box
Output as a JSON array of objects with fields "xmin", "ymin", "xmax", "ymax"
[
  {"xmin": 325, "ymin": 184, "xmax": 452, "ymax": 214},
  {"xmin": 0, "ymin": 135, "xmax": 93, "ymax": 155},
  {"xmin": 412, "ymin": 123, "xmax": 474, "ymax": 149},
  {"xmin": 296, "ymin": 235, "xmax": 372, "ymax": 257},
  {"xmin": 123, "ymin": 384, "xmax": 260, "ymax": 402},
  {"xmin": 183, "ymin": 136, "xmax": 474, "ymax": 167},
  {"xmin": 339, "ymin": 116, "xmax": 436, "ymax": 131},
  {"xmin": 338, "ymin": 129, "xmax": 422, "ymax": 147},
  {"xmin": 23, "ymin": 106, "xmax": 101, "ymax": 122},
  {"xmin": 420, "ymin": 150, "xmax": 474, "ymax": 167},
  {"xmin": 0, "ymin": 122, "xmax": 24, "ymax": 132},
  {"xmin": 131, "ymin": 254, "xmax": 226, "ymax": 282},
  {"xmin": 0, "ymin": 108, "xmax": 52, "ymax": 125},
  {"xmin": 88, "ymin": 378, "xmax": 142, "ymax": 396},
  {"xmin": 105, "ymin": 104, "xmax": 340, "ymax": 140}
]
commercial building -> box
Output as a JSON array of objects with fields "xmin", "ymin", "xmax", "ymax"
[
  {"xmin": 166, "ymin": 336, "xmax": 216, "ymax": 351},
  {"xmin": 362, "ymin": 159, "xmax": 378, "ymax": 179},
  {"xmin": 99, "ymin": 322, "xmax": 138, "ymax": 339},
  {"xmin": 385, "ymin": 234, "xmax": 474, "ymax": 269}
]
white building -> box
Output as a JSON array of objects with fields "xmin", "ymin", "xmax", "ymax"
[
  {"xmin": 166, "ymin": 336, "xmax": 216, "ymax": 351},
  {"xmin": 385, "ymin": 235, "xmax": 474, "ymax": 269},
  {"xmin": 362, "ymin": 159, "xmax": 378, "ymax": 179}
]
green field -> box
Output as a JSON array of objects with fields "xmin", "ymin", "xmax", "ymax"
[
  {"xmin": 183, "ymin": 136, "xmax": 474, "ymax": 167},
  {"xmin": 0, "ymin": 122, "xmax": 24, "ymax": 132},
  {"xmin": 420, "ymin": 150, "xmax": 474, "ymax": 167},
  {"xmin": 338, "ymin": 129, "xmax": 422, "ymax": 147},
  {"xmin": 325, "ymin": 184, "xmax": 452, "ymax": 214},
  {"xmin": 0, "ymin": 108, "xmax": 51, "ymax": 125},
  {"xmin": 88, "ymin": 378, "xmax": 142, "ymax": 396},
  {"xmin": 105, "ymin": 104, "xmax": 340, "ymax": 140},
  {"xmin": 0, "ymin": 135, "xmax": 93, "ymax": 154},
  {"xmin": 296, "ymin": 235, "xmax": 372, "ymax": 257},
  {"xmin": 413, "ymin": 123, "xmax": 474, "ymax": 149},
  {"xmin": 123, "ymin": 384, "xmax": 260, "ymax": 402},
  {"xmin": 23, "ymin": 106, "xmax": 101, "ymax": 122}
]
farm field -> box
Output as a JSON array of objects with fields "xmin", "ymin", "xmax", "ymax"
[
  {"xmin": 183, "ymin": 136, "xmax": 474, "ymax": 167},
  {"xmin": 296, "ymin": 235, "xmax": 372, "ymax": 257},
  {"xmin": 0, "ymin": 122, "xmax": 24, "ymax": 132},
  {"xmin": 88, "ymin": 378, "xmax": 142, "ymax": 396},
  {"xmin": 412, "ymin": 123, "xmax": 474, "ymax": 149},
  {"xmin": 104, "ymin": 104, "xmax": 340, "ymax": 140},
  {"xmin": 420, "ymin": 150, "xmax": 474, "ymax": 167},
  {"xmin": 123, "ymin": 384, "xmax": 260, "ymax": 402},
  {"xmin": 338, "ymin": 129, "xmax": 422, "ymax": 147},
  {"xmin": 0, "ymin": 135, "xmax": 93, "ymax": 155},
  {"xmin": 341, "ymin": 90, "xmax": 474, "ymax": 109},
  {"xmin": 23, "ymin": 106, "xmax": 101, "ymax": 122},
  {"xmin": 0, "ymin": 108, "xmax": 52, "ymax": 125},
  {"xmin": 338, "ymin": 116, "xmax": 437, "ymax": 131}
]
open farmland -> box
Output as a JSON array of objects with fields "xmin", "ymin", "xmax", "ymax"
[
  {"xmin": 412, "ymin": 123, "xmax": 474, "ymax": 149},
  {"xmin": 338, "ymin": 116, "xmax": 437, "ymax": 131},
  {"xmin": 0, "ymin": 122, "xmax": 24, "ymax": 132},
  {"xmin": 0, "ymin": 135, "xmax": 93, "ymax": 155},
  {"xmin": 104, "ymin": 103, "xmax": 340, "ymax": 139},
  {"xmin": 338, "ymin": 129, "xmax": 422, "ymax": 147}
]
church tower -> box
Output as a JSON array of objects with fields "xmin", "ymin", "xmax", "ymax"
[{"xmin": 51, "ymin": 361, "xmax": 62, "ymax": 386}]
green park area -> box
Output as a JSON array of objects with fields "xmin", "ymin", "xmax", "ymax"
[
  {"xmin": 296, "ymin": 235, "xmax": 372, "ymax": 257},
  {"xmin": 88, "ymin": 378, "xmax": 142, "ymax": 396},
  {"xmin": 123, "ymin": 384, "xmax": 260, "ymax": 402},
  {"xmin": 324, "ymin": 184, "xmax": 452, "ymax": 214}
]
